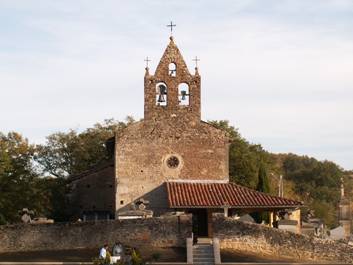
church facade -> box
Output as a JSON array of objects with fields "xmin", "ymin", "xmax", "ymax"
[
  {"xmin": 68, "ymin": 36, "xmax": 302, "ymax": 236},
  {"xmin": 115, "ymin": 37, "xmax": 229, "ymax": 216}
]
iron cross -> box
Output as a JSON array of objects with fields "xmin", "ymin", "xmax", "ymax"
[
  {"xmin": 193, "ymin": 56, "xmax": 200, "ymax": 68},
  {"xmin": 167, "ymin": 21, "xmax": 176, "ymax": 35},
  {"xmin": 144, "ymin": 56, "xmax": 151, "ymax": 68}
]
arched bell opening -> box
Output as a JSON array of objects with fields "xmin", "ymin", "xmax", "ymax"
[
  {"xmin": 156, "ymin": 82, "xmax": 168, "ymax": 106},
  {"xmin": 168, "ymin": 63, "xmax": 177, "ymax": 77},
  {"xmin": 178, "ymin": 83, "xmax": 190, "ymax": 106}
]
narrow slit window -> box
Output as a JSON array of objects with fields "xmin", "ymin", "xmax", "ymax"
[
  {"xmin": 178, "ymin": 83, "xmax": 190, "ymax": 106},
  {"xmin": 168, "ymin": 63, "xmax": 176, "ymax": 77},
  {"xmin": 156, "ymin": 82, "xmax": 167, "ymax": 106}
]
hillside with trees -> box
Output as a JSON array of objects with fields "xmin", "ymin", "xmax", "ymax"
[
  {"xmin": 207, "ymin": 120, "xmax": 351, "ymax": 228},
  {"xmin": 0, "ymin": 118, "xmax": 351, "ymax": 228}
]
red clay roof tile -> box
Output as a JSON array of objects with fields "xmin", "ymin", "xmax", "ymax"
[{"xmin": 166, "ymin": 181, "xmax": 302, "ymax": 209}]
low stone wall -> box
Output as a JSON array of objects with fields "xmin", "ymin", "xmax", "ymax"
[
  {"xmin": 0, "ymin": 215, "xmax": 192, "ymax": 254},
  {"xmin": 213, "ymin": 216, "xmax": 353, "ymax": 263}
]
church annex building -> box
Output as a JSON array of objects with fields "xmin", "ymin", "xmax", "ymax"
[{"xmin": 68, "ymin": 36, "xmax": 302, "ymax": 237}]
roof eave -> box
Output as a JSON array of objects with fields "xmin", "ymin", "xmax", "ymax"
[{"xmin": 169, "ymin": 205, "xmax": 302, "ymax": 209}]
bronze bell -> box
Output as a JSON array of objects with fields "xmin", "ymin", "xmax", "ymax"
[
  {"xmin": 157, "ymin": 84, "xmax": 167, "ymax": 103},
  {"xmin": 181, "ymin": 90, "xmax": 188, "ymax": 100},
  {"xmin": 158, "ymin": 84, "xmax": 167, "ymax": 95},
  {"xmin": 158, "ymin": 94, "xmax": 165, "ymax": 103}
]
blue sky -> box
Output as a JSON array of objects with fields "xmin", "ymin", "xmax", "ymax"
[{"xmin": 0, "ymin": 0, "xmax": 352, "ymax": 170}]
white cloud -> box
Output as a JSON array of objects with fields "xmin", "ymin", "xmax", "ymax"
[{"xmin": 0, "ymin": 0, "xmax": 352, "ymax": 169}]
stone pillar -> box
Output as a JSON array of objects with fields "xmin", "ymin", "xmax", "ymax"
[
  {"xmin": 340, "ymin": 220, "xmax": 351, "ymax": 238},
  {"xmin": 224, "ymin": 207, "xmax": 229, "ymax": 217},
  {"xmin": 213, "ymin": 237, "xmax": 221, "ymax": 265},
  {"xmin": 338, "ymin": 177, "xmax": 351, "ymax": 238},
  {"xmin": 186, "ymin": 237, "xmax": 193, "ymax": 264},
  {"xmin": 269, "ymin": 211, "xmax": 274, "ymax": 227},
  {"xmin": 288, "ymin": 209, "xmax": 301, "ymax": 233}
]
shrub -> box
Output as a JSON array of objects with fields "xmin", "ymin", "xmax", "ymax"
[
  {"xmin": 131, "ymin": 248, "xmax": 143, "ymax": 265},
  {"xmin": 151, "ymin": 252, "xmax": 161, "ymax": 261}
]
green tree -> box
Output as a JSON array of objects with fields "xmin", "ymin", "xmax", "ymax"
[
  {"xmin": 0, "ymin": 132, "xmax": 47, "ymax": 224},
  {"xmin": 208, "ymin": 120, "xmax": 273, "ymax": 189},
  {"xmin": 252, "ymin": 163, "xmax": 271, "ymax": 223},
  {"xmin": 1, "ymin": 118, "xmax": 349, "ymax": 228},
  {"xmin": 257, "ymin": 163, "xmax": 270, "ymax": 193},
  {"xmin": 33, "ymin": 118, "xmax": 132, "ymax": 221},
  {"xmin": 279, "ymin": 153, "xmax": 346, "ymax": 228},
  {"xmin": 35, "ymin": 118, "xmax": 131, "ymax": 178},
  {"xmin": 35, "ymin": 177, "xmax": 71, "ymax": 222}
]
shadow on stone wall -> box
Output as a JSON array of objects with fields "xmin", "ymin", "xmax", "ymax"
[
  {"xmin": 0, "ymin": 247, "xmax": 186, "ymax": 262},
  {"xmin": 0, "ymin": 215, "xmax": 192, "ymax": 254},
  {"xmin": 117, "ymin": 184, "xmax": 171, "ymax": 216},
  {"xmin": 213, "ymin": 216, "xmax": 353, "ymax": 263}
]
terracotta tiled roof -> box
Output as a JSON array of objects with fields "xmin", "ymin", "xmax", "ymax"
[{"xmin": 166, "ymin": 181, "xmax": 302, "ymax": 209}]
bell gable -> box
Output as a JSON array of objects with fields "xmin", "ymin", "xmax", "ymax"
[{"xmin": 144, "ymin": 37, "xmax": 201, "ymax": 123}]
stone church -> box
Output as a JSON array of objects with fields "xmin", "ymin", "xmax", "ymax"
[{"xmin": 68, "ymin": 36, "xmax": 301, "ymax": 237}]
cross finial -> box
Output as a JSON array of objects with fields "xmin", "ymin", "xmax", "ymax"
[
  {"xmin": 193, "ymin": 56, "xmax": 200, "ymax": 68},
  {"xmin": 167, "ymin": 21, "xmax": 176, "ymax": 35},
  {"xmin": 144, "ymin": 56, "xmax": 151, "ymax": 68}
]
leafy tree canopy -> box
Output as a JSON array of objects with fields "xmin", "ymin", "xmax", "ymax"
[
  {"xmin": 0, "ymin": 118, "xmax": 351, "ymax": 228},
  {"xmin": 208, "ymin": 120, "xmax": 273, "ymax": 189},
  {"xmin": 0, "ymin": 132, "xmax": 46, "ymax": 224},
  {"xmin": 208, "ymin": 121, "xmax": 349, "ymax": 228},
  {"xmin": 35, "ymin": 118, "xmax": 132, "ymax": 178}
]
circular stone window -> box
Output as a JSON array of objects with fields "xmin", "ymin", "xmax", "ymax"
[{"xmin": 166, "ymin": 156, "xmax": 180, "ymax": 169}]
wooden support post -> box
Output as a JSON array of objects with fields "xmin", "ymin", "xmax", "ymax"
[{"xmin": 208, "ymin": 209, "xmax": 213, "ymax": 237}]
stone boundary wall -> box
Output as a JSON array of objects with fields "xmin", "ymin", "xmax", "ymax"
[
  {"xmin": 0, "ymin": 215, "xmax": 192, "ymax": 253},
  {"xmin": 213, "ymin": 216, "xmax": 353, "ymax": 263}
]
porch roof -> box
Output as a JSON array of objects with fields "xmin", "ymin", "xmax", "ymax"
[{"xmin": 166, "ymin": 181, "xmax": 302, "ymax": 209}]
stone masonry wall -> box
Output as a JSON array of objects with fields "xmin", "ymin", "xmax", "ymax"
[
  {"xmin": 144, "ymin": 37, "xmax": 201, "ymax": 122},
  {"xmin": 68, "ymin": 162, "xmax": 115, "ymax": 219},
  {"xmin": 115, "ymin": 120, "xmax": 229, "ymax": 216},
  {"xmin": 0, "ymin": 215, "xmax": 192, "ymax": 253},
  {"xmin": 115, "ymin": 37, "xmax": 229, "ymax": 216},
  {"xmin": 213, "ymin": 216, "xmax": 353, "ymax": 263}
]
